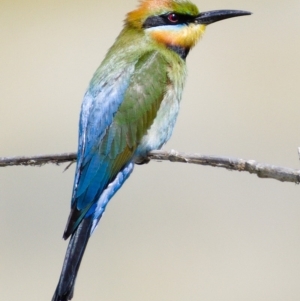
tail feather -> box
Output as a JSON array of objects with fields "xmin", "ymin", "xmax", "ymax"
[
  {"xmin": 52, "ymin": 163, "xmax": 135, "ymax": 300},
  {"xmin": 52, "ymin": 218, "xmax": 94, "ymax": 301}
]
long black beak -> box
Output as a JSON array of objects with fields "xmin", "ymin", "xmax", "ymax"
[{"xmin": 195, "ymin": 10, "xmax": 251, "ymax": 25}]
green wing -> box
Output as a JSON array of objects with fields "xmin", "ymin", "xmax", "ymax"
[
  {"xmin": 64, "ymin": 51, "xmax": 168, "ymax": 237},
  {"xmin": 104, "ymin": 50, "xmax": 168, "ymax": 168}
]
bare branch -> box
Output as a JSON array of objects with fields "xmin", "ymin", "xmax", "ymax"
[
  {"xmin": 0, "ymin": 153, "xmax": 77, "ymax": 167},
  {"xmin": 1, "ymin": 150, "xmax": 299, "ymax": 184},
  {"xmin": 148, "ymin": 150, "xmax": 300, "ymax": 184}
]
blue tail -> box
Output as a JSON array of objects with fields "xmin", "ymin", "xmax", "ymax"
[
  {"xmin": 52, "ymin": 162, "xmax": 134, "ymax": 300},
  {"xmin": 52, "ymin": 217, "xmax": 94, "ymax": 301}
]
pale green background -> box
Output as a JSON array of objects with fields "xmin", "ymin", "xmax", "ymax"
[{"xmin": 1, "ymin": 0, "xmax": 300, "ymax": 300}]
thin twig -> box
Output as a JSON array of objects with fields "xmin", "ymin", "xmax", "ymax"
[
  {"xmin": 1, "ymin": 150, "xmax": 299, "ymax": 184},
  {"xmin": 0, "ymin": 153, "xmax": 77, "ymax": 167}
]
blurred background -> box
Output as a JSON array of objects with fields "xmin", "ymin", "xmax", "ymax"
[{"xmin": 1, "ymin": 0, "xmax": 300, "ymax": 300}]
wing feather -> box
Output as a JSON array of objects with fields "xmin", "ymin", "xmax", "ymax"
[{"xmin": 64, "ymin": 51, "xmax": 168, "ymax": 238}]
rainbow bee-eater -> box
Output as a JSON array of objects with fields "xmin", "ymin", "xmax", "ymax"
[{"xmin": 52, "ymin": 0, "xmax": 251, "ymax": 300}]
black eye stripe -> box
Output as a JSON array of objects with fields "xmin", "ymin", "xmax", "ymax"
[{"xmin": 143, "ymin": 13, "xmax": 195, "ymax": 29}]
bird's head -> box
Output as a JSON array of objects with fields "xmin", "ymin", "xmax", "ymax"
[{"xmin": 126, "ymin": 0, "xmax": 251, "ymax": 57}]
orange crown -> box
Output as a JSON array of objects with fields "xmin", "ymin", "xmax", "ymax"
[{"xmin": 126, "ymin": 0, "xmax": 199, "ymax": 29}]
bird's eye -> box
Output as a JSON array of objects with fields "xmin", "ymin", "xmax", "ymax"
[{"xmin": 168, "ymin": 13, "xmax": 179, "ymax": 23}]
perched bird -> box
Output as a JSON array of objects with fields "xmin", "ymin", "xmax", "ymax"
[{"xmin": 52, "ymin": 0, "xmax": 251, "ymax": 300}]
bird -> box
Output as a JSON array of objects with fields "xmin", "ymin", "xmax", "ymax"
[{"xmin": 52, "ymin": 0, "xmax": 251, "ymax": 300}]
